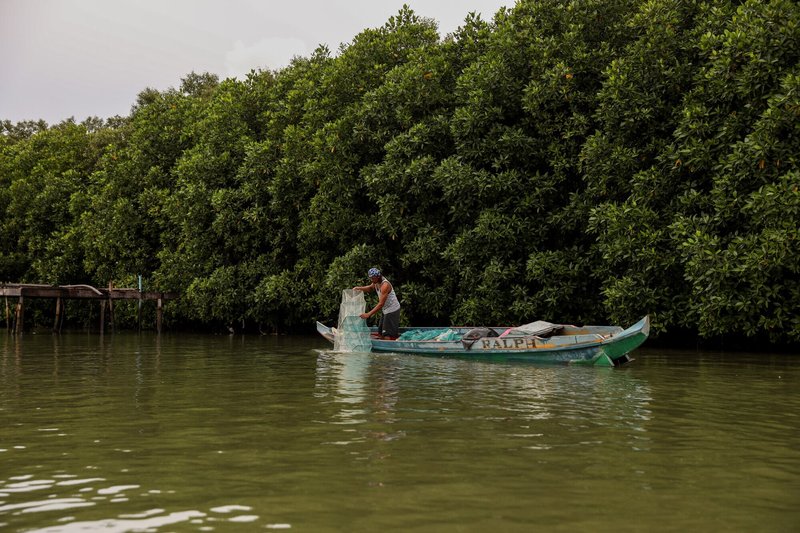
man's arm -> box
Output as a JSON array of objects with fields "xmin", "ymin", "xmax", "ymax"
[{"xmin": 361, "ymin": 283, "xmax": 389, "ymax": 319}]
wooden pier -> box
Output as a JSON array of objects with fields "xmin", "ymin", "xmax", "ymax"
[{"xmin": 2, "ymin": 283, "xmax": 178, "ymax": 334}]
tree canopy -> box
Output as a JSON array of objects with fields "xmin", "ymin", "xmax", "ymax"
[{"xmin": 2, "ymin": 1, "xmax": 798, "ymax": 343}]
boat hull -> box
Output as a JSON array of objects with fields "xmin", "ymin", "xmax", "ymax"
[{"xmin": 317, "ymin": 316, "xmax": 650, "ymax": 366}]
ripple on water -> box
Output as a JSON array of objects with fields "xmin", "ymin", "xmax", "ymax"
[
  {"xmin": 29, "ymin": 510, "xmax": 207, "ymax": 533},
  {"xmin": 0, "ymin": 468, "xmax": 275, "ymax": 530},
  {"xmin": 96, "ymin": 485, "xmax": 140, "ymax": 496},
  {"xmin": 55, "ymin": 478, "xmax": 105, "ymax": 487},
  {"xmin": 0, "ymin": 499, "xmax": 95, "ymax": 514},
  {"xmin": 1, "ymin": 479, "xmax": 55, "ymax": 494},
  {"xmin": 209, "ymin": 504, "xmax": 252, "ymax": 513}
]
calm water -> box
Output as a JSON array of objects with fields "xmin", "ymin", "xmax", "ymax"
[{"xmin": 1, "ymin": 333, "xmax": 798, "ymax": 532}]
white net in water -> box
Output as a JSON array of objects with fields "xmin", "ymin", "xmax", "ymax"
[{"xmin": 334, "ymin": 289, "xmax": 372, "ymax": 352}]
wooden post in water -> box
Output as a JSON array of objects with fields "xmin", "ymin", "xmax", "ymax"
[
  {"xmin": 58, "ymin": 298, "xmax": 64, "ymax": 333},
  {"xmin": 15, "ymin": 295, "xmax": 24, "ymax": 334},
  {"xmin": 108, "ymin": 282, "xmax": 115, "ymax": 334},
  {"xmin": 99, "ymin": 300, "xmax": 106, "ymax": 335},
  {"xmin": 156, "ymin": 297, "xmax": 163, "ymax": 334},
  {"xmin": 53, "ymin": 296, "xmax": 62, "ymax": 333},
  {"xmin": 137, "ymin": 275, "xmax": 142, "ymax": 333},
  {"xmin": 4, "ymin": 296, "xmax": 9, "ymax": 331}
]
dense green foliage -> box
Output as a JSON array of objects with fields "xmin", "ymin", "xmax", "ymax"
[{"xmin": 2, "ymin": 1, "xmax": 798, "ymax": 341}]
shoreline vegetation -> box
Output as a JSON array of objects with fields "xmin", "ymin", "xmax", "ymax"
[{"xmin": 1, "ymin": 1, "xmax": 799, "ymax": 347}]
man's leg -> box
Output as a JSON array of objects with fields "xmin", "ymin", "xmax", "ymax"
[
  {"xmin": 376, "ymin": 314, "xmax": 384, "ymax": 338},
  {"xmin": 381, "ymin": 309, "xmax": 400, "ymax": 339}
]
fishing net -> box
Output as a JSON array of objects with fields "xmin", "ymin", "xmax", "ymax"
[
  {"xmin": 334, "ymin": 289, "xmax": 372, "ymax": 352},
  {"xmin": 397, "ymin": 328, "xmax": 461, "ymax": 341}
]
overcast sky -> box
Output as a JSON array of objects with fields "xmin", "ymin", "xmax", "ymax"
[{"xmin": 0, "ymin": 0, "xmax": 510, "ymax": 124}]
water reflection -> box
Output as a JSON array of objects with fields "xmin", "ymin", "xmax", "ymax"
[
  {"xmin": 314, "ymin": 350, "xmax": 654, "ymax": 456},
  {"xmin": 315, "ymin": 350, "xmax": 397, "ymax": 445}
]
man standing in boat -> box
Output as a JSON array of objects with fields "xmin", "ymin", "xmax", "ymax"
[{"xmin": 353, "ymin": 268, "xmax": 401, "ymax": 339}]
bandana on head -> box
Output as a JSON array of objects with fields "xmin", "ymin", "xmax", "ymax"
[{"xmin": 368, "ymin": 268, "xmax": 381, "ymax": 278}]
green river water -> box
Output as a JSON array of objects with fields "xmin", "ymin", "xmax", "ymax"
[{"xmin": 1, "ymin": 333, "xmax": 798, "ymax": 532}]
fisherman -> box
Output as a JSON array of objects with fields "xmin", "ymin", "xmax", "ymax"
[{"xmin": 353, "ymin": 267, "xmax": 401, "ymax": 339}]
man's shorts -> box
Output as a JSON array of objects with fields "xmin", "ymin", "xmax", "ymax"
[{"xmin": 379, "ymin": 309, "xmax": 400, "ymax": 338}]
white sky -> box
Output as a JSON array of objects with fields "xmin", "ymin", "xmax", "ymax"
[{"xmin": 0, "ymin": 0, "xmax": 510, "ymax": 124}]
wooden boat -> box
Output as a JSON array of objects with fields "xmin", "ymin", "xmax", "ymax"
[{"xmin": 316, "ymin": 316, "xmax": 650, "ymax": 366}]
